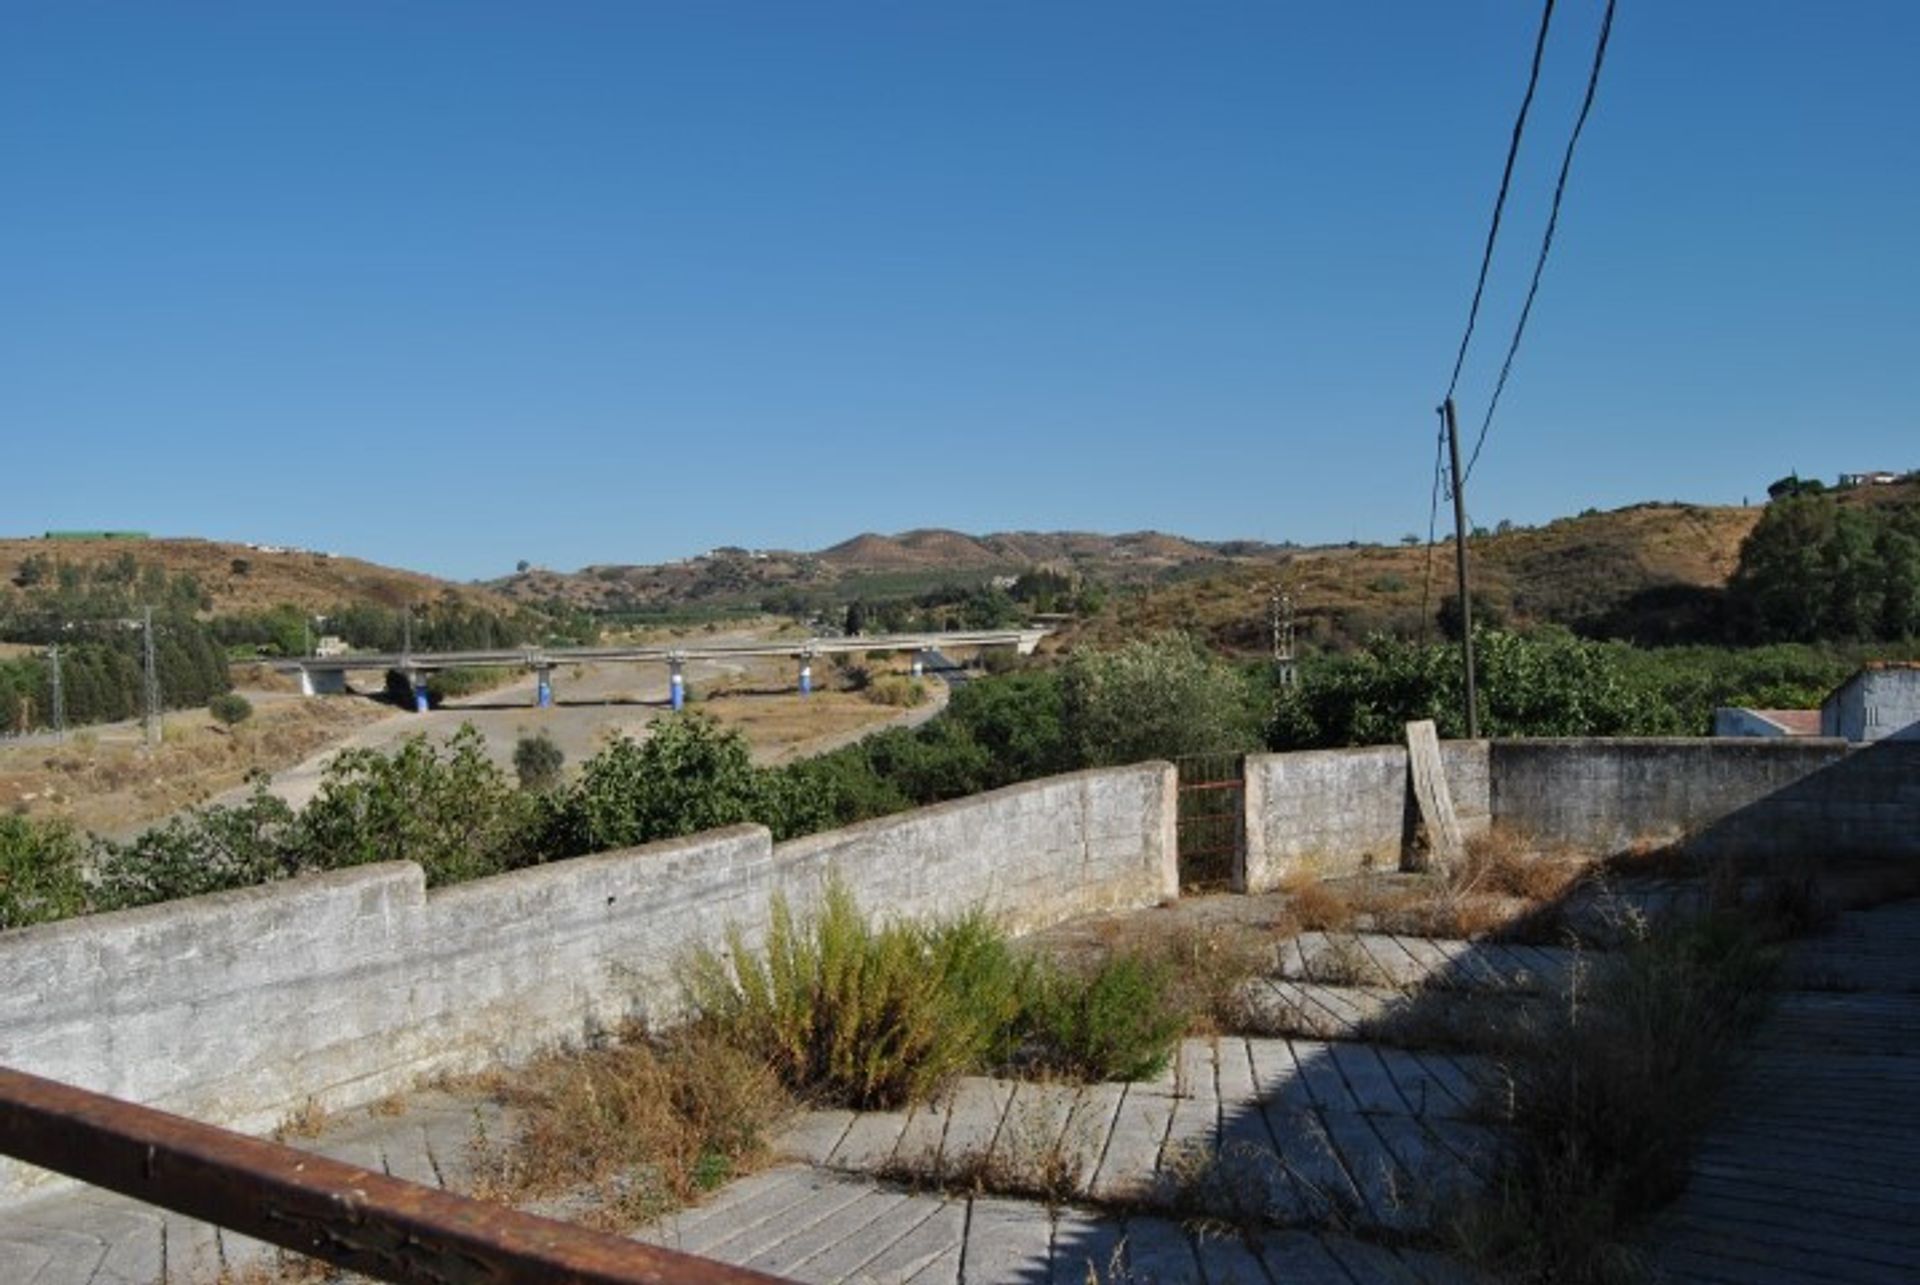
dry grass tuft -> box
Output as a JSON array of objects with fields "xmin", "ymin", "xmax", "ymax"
[
  {"xmin": 1451, "ymin": 908, "xmax": 1784, "ymax": 1282},
  {"xmin": 1451, "ymin": 827, "xmax": 1591, "ymax": 904},
  {"xmin": 271, "ymin": 1098, "xmax": 330, "ymax": 1142},
  {"xmin": 1280, "ymin": 877, "xmax": 1356, "ymax": 932},
  {"xmin": 473, "ymin": 1027, "xmax": 790, "ymax": 1228}
]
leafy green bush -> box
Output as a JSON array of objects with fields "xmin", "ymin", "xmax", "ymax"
[
  {"xmin": 1271, "ymin": 629, "xmax": 1675, "ymax": 747},
  {"xmin": 1020, "ymin": 954, "xmax": 1186, "ymax": 1082},
  {"xmin": 296, "ymin": 725, "xmax": 534, "ymax": 884},
  {"xmin": 1061, "ymin": 634, "xmax": 1263, "ymax": 766},
  {"xmin": 684, "ymin": 885, "xmax": 1028, "ymax": 1109},
  {"xmin": 92, "ymin": 787, "xmax": 300, "ymax": 910},
  {"xmin": 542, "ymin": 716, "xmax": 770, "ymax": 857},
  {"xmin": 0, "ymin": 815, "xmax": 90, "ymax": 930},
  {"xmin": 208, "ymin": 692, "xmax": 253, "ymax": 725}
]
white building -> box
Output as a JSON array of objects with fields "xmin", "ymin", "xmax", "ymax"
[{"xmin": 1821, "ymin": 663, "xmax": 1920, "ymax": 743}]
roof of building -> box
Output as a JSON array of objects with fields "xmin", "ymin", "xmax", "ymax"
[{"xmin": 1749, "ymin": 709, "xmax": 1823, "ymax": 736}]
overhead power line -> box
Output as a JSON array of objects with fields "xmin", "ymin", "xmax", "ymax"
[
  {"xmin": 1443, "ymin": 0, "xmax": 1558, "ymax": 402},
  {"xmin": 1463, "ymin": 0, "xmax": 1619, "ymax": 483}
]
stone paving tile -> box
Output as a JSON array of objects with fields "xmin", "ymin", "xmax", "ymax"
[
  {"xmin": 1648, "ymin": 897, "xmax": 1920, "ymax": 1284},
  {"xmin": 829, "ymin": 1107, "xmax": 913, "ymax": 1172},
  {"xmin": 833, "ymin": 1195, "xmax": 964, "ymax": 1283},
  {"xmin": 938, "ymin": 1077, "xmax": 1014, "ymax": 1173},
  {"xmin": 1279, "ymin": 932, "xmax": 1575, "ymax": 995},
  {"xmin": 1088, "ymin": 1083, "xmax": 1173, "ymax": 1203},
  {"xmin": 963, "ymin": 1196, "xmax": 1055, "ymax": 1283}
]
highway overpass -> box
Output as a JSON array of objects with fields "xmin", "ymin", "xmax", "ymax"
[{"xmin": 276, "ymin": 628, "xmax": 1049, "ymax": 711}]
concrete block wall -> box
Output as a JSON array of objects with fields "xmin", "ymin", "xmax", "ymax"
[
  {"xmin": 1240, "ymin": 741, "xmax": 1489, "ymax": 890},
  {"xmin": 1490, "ymin": 738, "xmax": 1920, "ymax": 860},
  {"xmin": 776, "ymin": 762, "xmax": 1179, "ymax": 934},
  {"xmin": 0, "ymin": 762, "xmax": 1176, "ymax": 1202}
]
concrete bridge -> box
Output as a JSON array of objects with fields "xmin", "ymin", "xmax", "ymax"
[{"xmin": 278, "ymin": 628, "xmax": 1050, "ymax": 712}]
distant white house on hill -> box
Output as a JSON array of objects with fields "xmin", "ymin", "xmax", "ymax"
[{"xmin": 1714, "ymin": 662, "xmax": 1920, "ymax": 743}]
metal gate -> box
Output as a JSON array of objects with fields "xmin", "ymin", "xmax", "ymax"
[{"xmin": 1176, "ymin": 752, "xmax": 1245, "ymax": 890}]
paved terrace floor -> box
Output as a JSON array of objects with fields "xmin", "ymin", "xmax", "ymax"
[
  {"xmin": 5, "ymin": 893, "xmax": 1917, "ymax": 1284},
  {"xmin": 1646, "ymin": 897, "xmax": 1920, "ymax": 1284}
]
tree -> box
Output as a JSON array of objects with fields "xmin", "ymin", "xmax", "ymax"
[
  {"xmin": 513, "ymin": 732, "xmax": 565, "ymax": 791},
  {"xmin": 1728, "ymin": 492, "xmax": 1920, "ymax": 643},
  {"xmin": 516, "ymin": 559, "xmax": 531, "ymax": 573},
  {"xmin": 209, "ymin": 693, "xmax": 253, "ymax": 725},
  {"xmin": 294, "ymin": 725, "xmax": 533, "ymax": 884},
  {"xmin": 844, "ymin": 600, "xmax": 868, "ymax": 635},
  {"xmin": 1766, "ymin": 472, "xmax": 1826, "ymax": 500},
  {"xmin": 1059, "ymin": 636, "xmax": 1262, "ymax": 766},
  {"xmin": 545, "ymin": 716, "xmax": 768, "ymax": 856}
]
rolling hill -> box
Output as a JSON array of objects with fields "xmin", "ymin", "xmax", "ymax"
[{"xmin": 0, "ymin": 536, "xmax": 519, "ymax": 617}]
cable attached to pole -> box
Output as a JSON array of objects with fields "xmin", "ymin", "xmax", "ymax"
[
  {"xmin": 1463, "ymin": 0, "xmax": 1619, "ymax": 483},
  {"xmin": 1444, "ymin": 0, "xmax": 1559, "ymax": 402}
]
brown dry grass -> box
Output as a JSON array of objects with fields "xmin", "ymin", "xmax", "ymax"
[
  {"xmin": 270, "ymin": 1098, "xmax": 331, "ymax": 1142},
  {"xmin": 470, "ymin": 1027, "xmax": 791, "ymax": 1230},
  {"xmin": 700, "ymin": 690, "xmax": 915, "ymax": 761},
  {"xmin": 0, "ymin": 695, "xmax": 391, "ymax": 835}
]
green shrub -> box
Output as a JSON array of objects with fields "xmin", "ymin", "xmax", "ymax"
[
  {"xmin": 542, "ymin": 716, "xmax": 768, "ymax": 857},
  {"xmin": 1021, "ymin": 954, "xmax": 1186, "ymax": 1082},
  {"xmin": 294, "ymin": 725, "xmax": 534, "ymax": 884},
  {"xmin": 513, "ymin": 732, "xmax": 565, "ymax": 791},
  {"xmin": 1061, "ymin": 634, "xmax": 1262, "ymax": 766},
  {"xmin": 92, "ymin": 786, "xmax": 300, "ymax": 910},
  {"xmin": 684, "ymin": 884, "xmax": 1027, "ymax": 1109},
  {"xmin": 208, "ymin": 692, "xmax": 253, "ymax": 725},
  {"xmin": 0, "ymin": 815, "xmax": 90, "ymax": 930}
]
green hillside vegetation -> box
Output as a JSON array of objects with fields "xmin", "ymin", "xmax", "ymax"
[{"xmin": 0, "ymin": 551, "xmax": 572, "ymax": 735}]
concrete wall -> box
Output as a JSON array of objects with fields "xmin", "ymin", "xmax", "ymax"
[
  {"xmin": 1240, "ymin": 741, "xmax": 1489, "ymax": 890},
  {"xmin": 0, "ymin": 762, "xmax": 1175, "ymax": 1202},
  {"xmin": 1489, "ymin": 738, "xmax": 1920, "ymax": 860}
]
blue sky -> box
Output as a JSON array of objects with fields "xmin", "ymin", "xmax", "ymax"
[{"xmin": 3, "ymin": 2, "xmax": 1915, "ymax": 580}]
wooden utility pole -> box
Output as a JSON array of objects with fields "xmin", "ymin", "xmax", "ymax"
[{"xmin": 1442, "ymin": 398, "xmax": 1480, "ymax": 738}]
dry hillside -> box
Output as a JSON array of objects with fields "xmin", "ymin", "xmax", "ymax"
[
  {"xmin": 491, "ymin": 528, "xmax": 1281, "ymax": 612},
  {"xmin": 1062, "ymin": 501, "xmax": 1766, "ymax": 654},
  {"xmin": 0, "ymin": 537, "xmax": 517, "ymax": 616}
]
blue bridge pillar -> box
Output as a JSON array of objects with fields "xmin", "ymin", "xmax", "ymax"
[
  {"xmin": 670, "ymin": 659, "xmax": 686, "ymax": 711},
  {"xmin": 535, "ymin": 666, "xmax": 553, "ymax": 709},
  {"xmin": 799, "ymin": 655, "xmax": 813, "ymax": 696},
  {"xmin": 910, "ymin": 649, "xmax": 926, "ymax": 679},
  {"xmin": 410, "ymin": 672, "xmax": 430, "ymax": 713}
]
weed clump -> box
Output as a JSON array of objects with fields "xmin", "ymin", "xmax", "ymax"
[
  {"xmin": 477, "ymin": 1028, "xmax": 787, "ymax": 1226},
  {"xmin": 684, "ymin": 883, "xmax": 1189, "ymax": 1108},
  {"xmin": 1020, "ymin": 953, "xmax": 1187, "ymax": 1082},
  {"xmin": 684, "ymin": 884, "xmax": 1026, "ymax": 1109},
  {"xmin": 1453, "ymin": 909, "xmax": 1782, "ymax": 1282}
]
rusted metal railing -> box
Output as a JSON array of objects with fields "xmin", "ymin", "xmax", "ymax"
[{"xmin": 0, "ymin": 1065, "xmax": 789, "ymax": 1284}]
